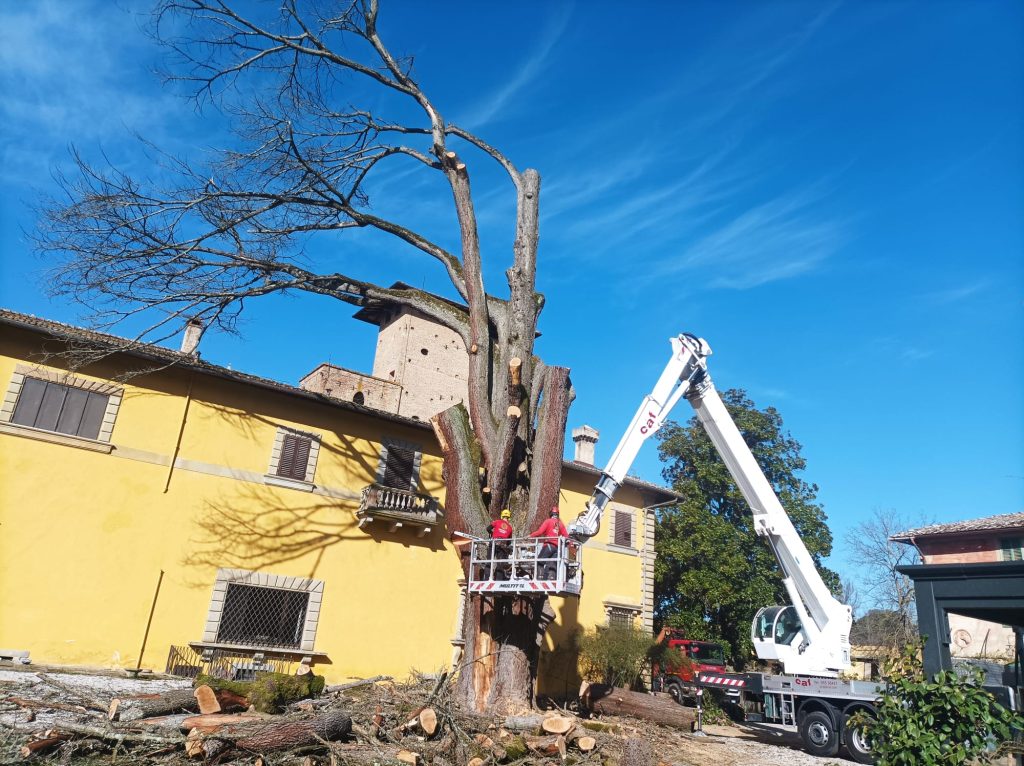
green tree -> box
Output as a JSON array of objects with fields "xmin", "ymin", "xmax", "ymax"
[{"xmin": 654, "ymin": 388, "xmax": 839, "ymax": 667}]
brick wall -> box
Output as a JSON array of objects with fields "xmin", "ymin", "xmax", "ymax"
[
  {"xmin": 371, "ymin": 309, "xmax": 469, "ymax": 422},
  {"xmin": 298, "ymin": 364, "xmax": 402, "ymax": 414}
]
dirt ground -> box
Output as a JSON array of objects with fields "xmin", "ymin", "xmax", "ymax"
[{"xmin": 0, "ymin": 665, "xmax": 857, "ymax": 765}]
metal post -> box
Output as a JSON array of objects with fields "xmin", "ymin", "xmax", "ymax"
[
  {"xmin": 134, "ymin": 569, "xmax": 165, "ymax": 673},
  {"xmin": 693, "ymin": 687, "xmax": 707, "ymax": 736}
]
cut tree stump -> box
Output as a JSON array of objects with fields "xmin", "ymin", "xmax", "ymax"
[
  {"xmin": 109, "ymin": 688, "xmax": 199, "ymax": 722},
  {"xmin": 579, "ymin": 682, "xmax": 695, "ymax": 729},
  {"xmin": 541, "ymin": 715, "xmax": 574, "ymax": 735},
  {"xmin": 199, "ymin": 709, "xmax": 351, "ymax": 759}
]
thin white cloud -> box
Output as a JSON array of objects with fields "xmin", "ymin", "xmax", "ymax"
[
  {"xmin": 456, "ymin": 4, "xmax": 573, "ymax": 129},
  {"xmin": 919, "ymin": 279, "xmax": 991, "ymax": 305},
  {"xmin": 652, "ymin": 186, "xmax": 846, "ymax": 290}
]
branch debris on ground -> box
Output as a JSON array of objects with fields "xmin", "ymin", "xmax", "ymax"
[{"xmin": 0, "ymin": 666, "xmax": 855, "ymax": 765}]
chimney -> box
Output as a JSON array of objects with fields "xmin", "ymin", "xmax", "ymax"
[
  {"xmin": 180, "ymin": 318, "xmax": 204, "ymax": 357},
  {"xmin": 572, "ymin": 425, "xmax": 599, "ymax": 465}
]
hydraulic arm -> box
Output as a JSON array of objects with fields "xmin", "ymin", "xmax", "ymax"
[{"xmin": 570, "ymin": 334, "xmax": 852, "ymax": 676}]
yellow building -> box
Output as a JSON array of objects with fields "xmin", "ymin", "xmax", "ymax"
[{"xmin": 0, "ymin": 309, "xmax": 675, "ymax": 696}]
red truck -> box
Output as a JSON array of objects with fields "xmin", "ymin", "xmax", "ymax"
[{"xmin": 652, "ymin": 627, "xmax": 741, "ymax": 704}]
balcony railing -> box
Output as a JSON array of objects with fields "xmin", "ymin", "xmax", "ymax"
[{"xmin": 357, "ymin": 484, "xmax": 441, "ymax": 537}]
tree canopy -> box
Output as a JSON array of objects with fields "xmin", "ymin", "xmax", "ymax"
[{"xmin": 654, "ymin": 388, "xmax": 839, "ymax": 666}]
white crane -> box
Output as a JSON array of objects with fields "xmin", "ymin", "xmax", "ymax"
[{"xmin": 569, "ymin": 334, "xmax": 852, "ymax": 677}]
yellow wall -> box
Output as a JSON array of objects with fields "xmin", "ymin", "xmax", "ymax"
[{"xmin": 0, "ymin": 325, "xmax": 658, "ymax": 693}]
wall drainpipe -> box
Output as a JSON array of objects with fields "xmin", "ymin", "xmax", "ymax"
[{"xmin": 163, "ymin": 372, "xmax": 195, "ymax": 493}]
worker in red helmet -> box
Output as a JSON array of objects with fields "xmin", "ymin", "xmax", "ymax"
[
  {"xmin": 529, "ymin": 506, "xmax": 568, "ymax": 580},
  {"xmin": 484, "ymin": 509, "xmax": 514, "ymax": 580}
]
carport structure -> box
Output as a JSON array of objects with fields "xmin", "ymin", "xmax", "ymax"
[{"xmin": 898, "ymin": 561, "xmax": 1023, "ymax": 703}]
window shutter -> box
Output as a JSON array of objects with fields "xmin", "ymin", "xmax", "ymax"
[
  {"xmin": 614, "ymin": 510, "xmax": 632, "ymax": 548},
  {"xmin": 277, "ymin": 433, "xmax": 312, "ymax": 481},
  {"xmin": 11, "ymin": 378, "xmax": 47, "ymax": 427},
  {"xmin": 383, "ymin": 446, "xmax": 416, "ymax": 491},
  {"xmin": 11, "ymin": 378, "xmax": 110, "ymax": 439}
]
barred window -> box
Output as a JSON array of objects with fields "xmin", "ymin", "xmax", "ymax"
[
  {"xmin": 216, "ymin": 584, "xmax": 310, "ymax": 649},
  {"xmin": 607, "ymin": 607, "xmax": 636, "ymax": 630},
  {"xmin": 12, "ymin": 378, "xmax": 108, "ymax": 440},
  {"xmin": 201, "ymin": 569, "xmax": 324, "ymax": 653}
]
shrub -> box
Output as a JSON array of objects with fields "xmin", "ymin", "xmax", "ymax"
[
  {"xmin": 577, "ymin": 626, "xmax": 659, "ymax": 689},
  {"xmin": 851, "ymin": 643, "xmax": 1021, "ymax": 765}
]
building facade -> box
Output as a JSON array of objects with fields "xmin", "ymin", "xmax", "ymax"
[
  {"xmin": 0, "ymin": 309, "xmax": 674, "ymax": 694},
  {"xmin": 892, "ymin": 513, "xmax": 1024, "ymax": 661}
]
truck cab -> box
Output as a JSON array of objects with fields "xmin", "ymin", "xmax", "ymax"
[{"xmin": 653, "ymin": 628, "xmax": 740, "ymax": 703}]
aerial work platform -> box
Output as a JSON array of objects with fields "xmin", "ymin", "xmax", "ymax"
[{"xmin": 467, "ymin": 537, "xmax": 582, "ymax": 596}]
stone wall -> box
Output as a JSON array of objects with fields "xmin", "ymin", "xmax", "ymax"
[
  {"xmin": 371, "ymin": 309, "xmax": 469, "ymax": 421},
  {"xmin": 298, "ymin": 363, "xmax": 402, "ymax": 414}
]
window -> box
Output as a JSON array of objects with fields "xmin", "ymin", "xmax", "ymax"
[
  {"xmin": 1000, "ymin": 537, "xmax": 1023, "ymax": 562},
  {"xmin": 217, "ymin": 584, "xmax": 310, "ymax": 649},
  {"xmin": 201, "ymin": 569, "xmax": 323, "ymax": 652},
  {"xmin": 266, "ymin": 427, "xmax": 321, "ymax": 488},
  {"xmin": 377, "ymin": 439, "xmax": 422, "ymax": 492},
  {"xmin": 12, "ymin": 378, "xmax": 108, "ymax": 438},
  {"xmin": 276, "ymin": 432, "xmax": 312, "ymax": 480},
  {"xmin": 1, "ymin": 366, "xmax": 122, "ymax": 447},
  {"xmin": 607, "ymin": 607, "xmax": 637, "ymax": 630},
  {"xmin": 613, "ymin": 509, "xmax": 634, "ymax": 548}
]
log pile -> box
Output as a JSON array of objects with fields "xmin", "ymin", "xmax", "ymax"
[{"xmin": 4, "ymin": 670, "xmax": 712, "ymax": 766}]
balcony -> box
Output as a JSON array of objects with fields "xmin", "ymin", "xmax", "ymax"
[{"xmin": 357, "ymin": 484, "xmax": 441, "ymax": 537}]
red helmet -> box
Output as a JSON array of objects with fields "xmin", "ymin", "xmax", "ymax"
[{"xmin": 550, "ymin": 506, "xmax": 560, "ymax": 516}]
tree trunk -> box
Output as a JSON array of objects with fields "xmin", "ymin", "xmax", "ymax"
[
  {"xmin": 579, "ymin": 682, "xmax": 695, "ymax": 729},
  {"xmin": 434, "ymin": 364, "xmax": 573, "ymax": 715},
  {"xmin": 199, "ymin": 710, "xmax": 351, "ymax": 759}
]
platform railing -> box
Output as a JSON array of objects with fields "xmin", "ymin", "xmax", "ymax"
[{"xmin": 467, "ymin": 536, "xmax": 582, "ymax": 595}]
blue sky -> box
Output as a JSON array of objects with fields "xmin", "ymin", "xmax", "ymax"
[{"xmin": 1, "ymin": 1, "xmax": 1021, "ymax": 595}]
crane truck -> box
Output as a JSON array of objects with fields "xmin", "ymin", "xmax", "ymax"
[{"xmin": 568, "ymin": 334, "xmax": 881, "ymax": 763}]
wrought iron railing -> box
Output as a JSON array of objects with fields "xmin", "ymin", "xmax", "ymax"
[{"xmin": 165, "ymin": 644, "xmax": 298, "ymax": 680}]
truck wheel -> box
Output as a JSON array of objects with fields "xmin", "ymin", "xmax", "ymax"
[
  {"xmin": 843, "ymin": 719, "xmax": 875, "ymax": 764},
  {"xmin": 665, "ymin": 680, "xmax": 685, "ymax": 705},
  {"xmin": 799, "ymin": 710, "xmax": 839, "ymax": 757}
]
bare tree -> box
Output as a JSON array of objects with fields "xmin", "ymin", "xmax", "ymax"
[
  {"xmin": 35, "ymin": 0, "xmax": 573, "ymax": 714},
  {"xmin": 845, "ymin": 508, "xmax": 923, "ymax": 651}
]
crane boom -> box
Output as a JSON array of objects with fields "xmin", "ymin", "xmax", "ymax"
[{"xmin": 570, "ymin": 334, "xmax": 851, "ymax": 676}]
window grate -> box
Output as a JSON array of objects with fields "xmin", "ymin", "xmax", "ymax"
[
  {"xmin": 216, "ymin": 584, "xmax": 310, "ymax": 649},
  {"xmin": 607, "ymin": 607, "xmax": 636, "ymax": 630}
]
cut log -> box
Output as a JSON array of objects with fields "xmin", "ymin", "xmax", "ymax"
[
  {"xmin": 179, "ymin": 712, "xmax": 268, "ymax": 733},
  {"xmin": 524, "ymin": 734, "xmax": 565, "ymax": 757},
  {"xmin": 473, "ymin": 733, "xmax": 494, "ymax": 749},
  {"xmin": 397, "ymin": 706, "xmax": 438, "ymax": 737},
  {"xmin": 541, "ymin": 715, "xmax": 574, "ymax": 735},
  {"xmin": 371, "ymin": 705, "xmax": 384, "ymax": 739},
  {"xmin": 579, "ymin": 682, "xmax": 694, "ymax": 730},
  {"xmin": 193, "ymin": 685, "xmax": 220, "ymax": 715},
  {"xmin": 184, "ymin": 729, "xmax": 205, "ymax": 759},
  {"xmin": 396, "ymin": 750, "xmax": 421, "ymax": 765},
  {"xmin": 200, "ymin": 710, "xmax": 351, "ymax": 759},
  {"xmin": 506, "ymin": 405, "xmax": 521, "ymax": 419},
  {"xmin": 110, "ymin": 688, "xmax": 199, "ymax": 722},
  {"xmin": 19, "ymin": 735, "xmax": 70, "ymax": 758},
  {"xmin": 196, "ymin": 672, "xmax": 324, "ymax": 713},
  {"xmin": 576, "ymin": 735, "xmax": 597, "ymax": 752},
  {"xmin": 467, "ymin": 758, "xmax": 485, "ymax": 766},
  {"xmin": 502, "ymin": 714, "xmax": 546, "ymax": 731}
]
